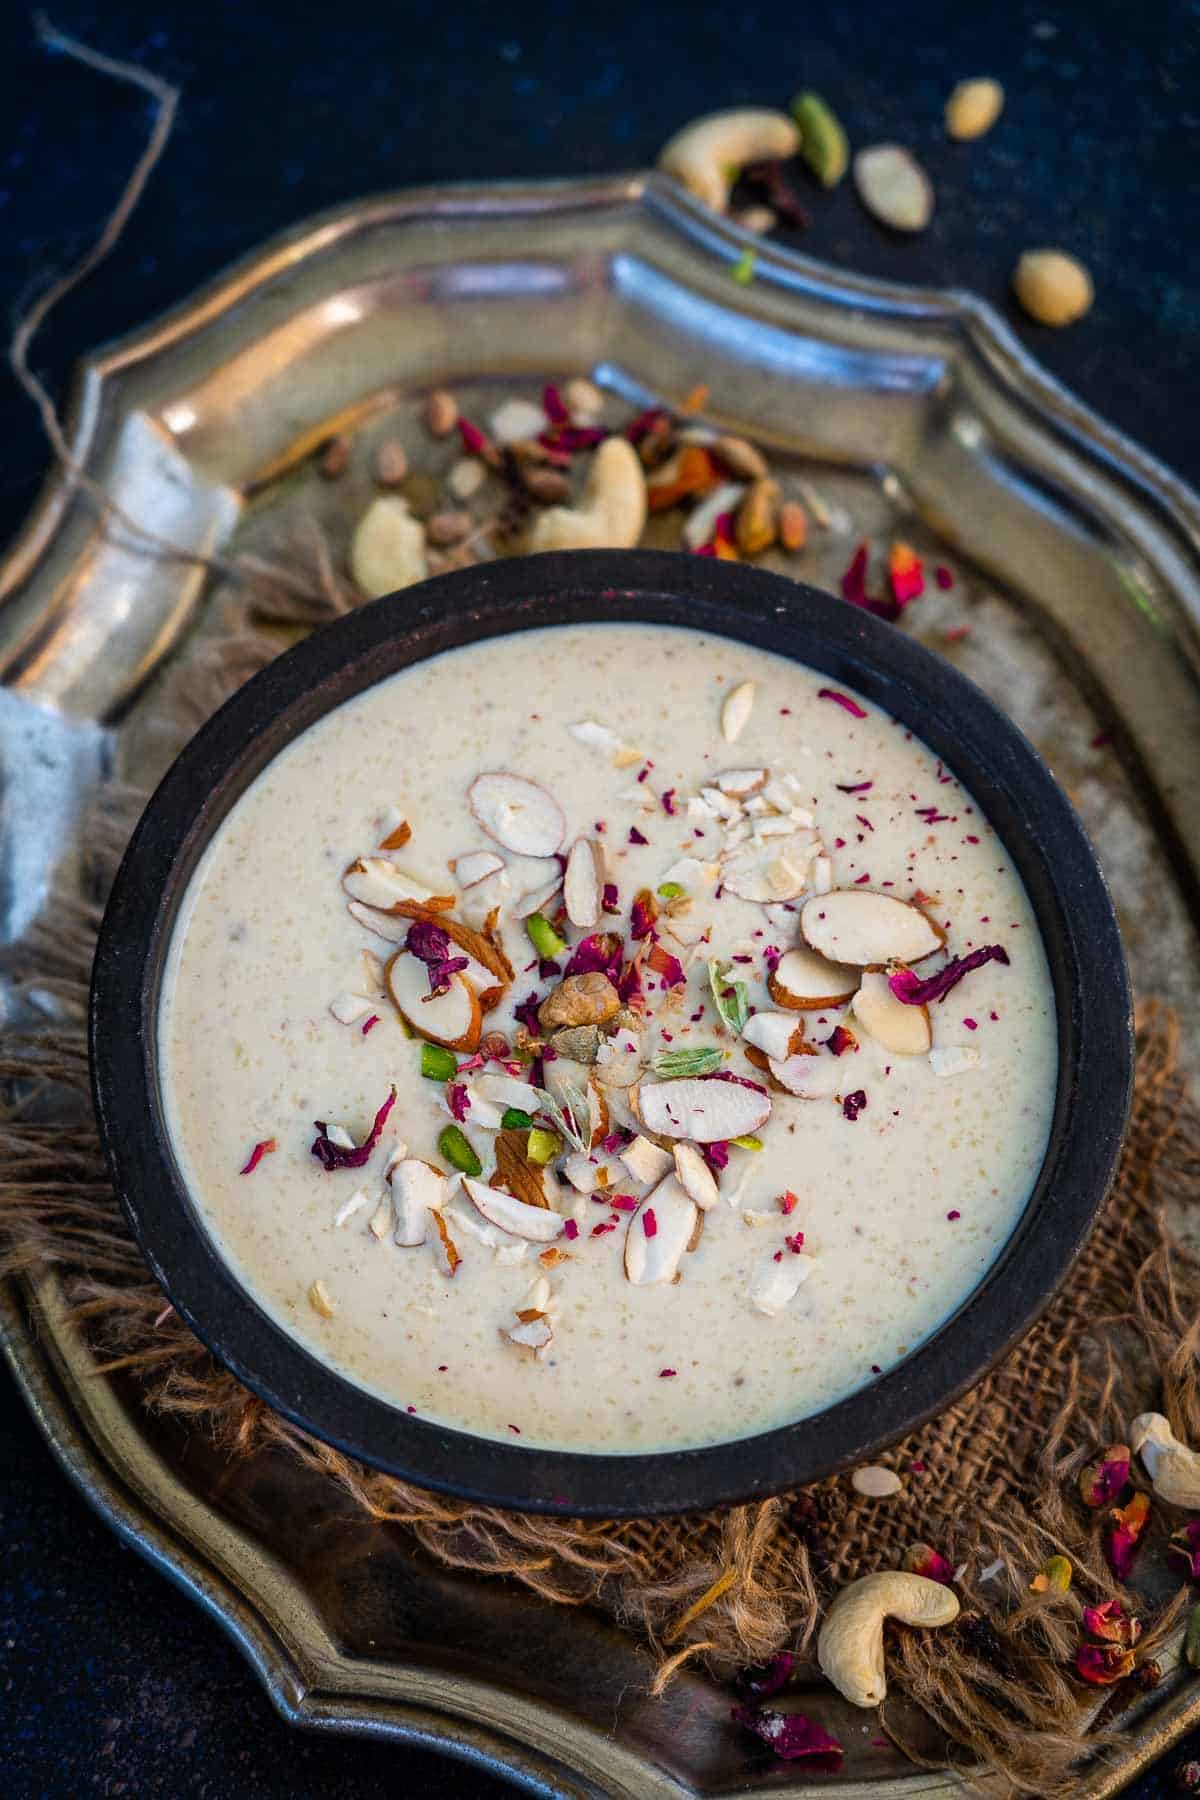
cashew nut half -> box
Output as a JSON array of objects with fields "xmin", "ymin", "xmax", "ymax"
[
  {"xmin": 528, "ymin": 436, "xmax": 647, "ymax": 553},
  {"xmin": 1131, "ymin": 1412, "xmax": 1200, "ymax": 1507},
  {"xmin": 657, "ymin": 109, "xmax": 800, "ymax": 214},
  {"xmin": 817, "ymin": 1571, "xmax": 960, "ymax": 1708},
  {"xmin": 350, "ymin": 496, "xmax": 428, "ymax": 597}
]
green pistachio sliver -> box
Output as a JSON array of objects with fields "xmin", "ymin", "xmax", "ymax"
[
  {"xmin": 657, "ymin": 881, "xmax": 685, "ymax": 899},
  {"xmin": 527, "ymin": 1126, "xmax": 561, "ymax": 1166},
  {"xmin": 420, "ymin": 1042, "xmax": 457, "ymax": 1082},
  {"xmin": 653, "ymin": 1046, "xmax": 725, "ymax": 1079},
  {"xmin": 708, "ymin": 958, "xmax": 749, "ymax": 1036},
  {"xmin": 526, "ymin": 913, "xmax": 567, "ymax": 960},
  {"xmin": 501, "ymin": 1106, "xmax": 535, "ymax": 1131},
  {"xmin": 730, "ymin": 247, "xmax": 757, "ymax": 286},
  {"xmin": 438, "ymin": 1124, "xmax": 481, "ymax": 1177},
  {"xmin": 1186, "ymin": 1603, "xmax": 1200, "ymax": 1671},
  {"xmin": 731, "ymin": 1134, "xmax": 763, "ymax": 1151},
  {"xmin": 791, "ymin": 91, "xmax": 848, "ymax": 188}
]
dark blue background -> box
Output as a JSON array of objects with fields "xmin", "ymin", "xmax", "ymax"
[{"xmin": 2, "ymin": 3, "xmax": 1198, "ymax": 1793}]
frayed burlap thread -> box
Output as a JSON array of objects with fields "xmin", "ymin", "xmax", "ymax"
[{"xmin": 3, "ymin": 555, "xmax": 1199, "ymax": 1798}]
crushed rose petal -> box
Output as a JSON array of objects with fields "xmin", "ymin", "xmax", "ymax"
[
  {"xmin": 706, "ymin": 1140, "xmax": 731, "ymax": 1172},
  {"xmin": 629, "ymin": 825, "xmax": 649, "ymax": 846},
  {"xmin": 935, "ymin": 564, "xmax": 954, "ymax": 590},
  {"xmin": 731, "ymin": 1704, "xmax": 844, "ymax": 1766},
  {"xmin": 447, "ymin": 1082, "xmax": 470, "ymax": 1122},
  {"xmin": 311, "ymin": 1087, "xmax": 396, "ymax": 1171},
  {"xmin": 602, "ymin": 881, "xmax": 620, "ymax": 913},
  {"xmin": 842, "ymin": 1089, "xmax": 867, "ymax": 1121},
  {"xmin": 647, "ymin": 943, "xmax": 686, "ymax": 988},
  {"xmin": 642, "ymin": 1207, "xmax": 658, "ymax": 1239},
  {"xmin": 889, "ymin": 944, "xmax": 1010, "ymax": 1007},
  {"xmin": 1075, "ymin": 1642, "xmax": 1136, "ymax": 1686},
  {"xmin": 1082, "ymin": 1599, "xmax": 1142, "ymax": 1648},
  {"xmin": 1169, "ymin": 1520, "xmax": 1200, "ymax": 1579},
  {"xmin": 564, "ymin": 933, "xmax": 624, "ymax": 981},
  {"xmin": 563, "ymin": 1218, "xmax": 579, "ymax": 1241},
  {"xmin": 1105, "ymin": 1491, "xmax": 1151, "ymax": 1581},
  {"xmin": 824, "ymin": 1024, "xmax": 858, "ymax": 1056},
  {"xmin": 239, "ymin": 1138, "xmax": 277, "ymax": 1175},
  {"xmin": 817, "ymin": 686, "xmax": 868, "ymax": 719},
  {"xmin": 361, "ymin": 1013, "xmax": 380, "ymax": 1035},
  {"xmin": 778, "ymin": 1190, "xmax": 799, "ymax": 1215},
  {"xmin": 888, "ymin": 540, "xmax": 926, "ymax": 604},
  {"xmin": 735, "ymin": 1651, "xmax": 797, "ymax": 1700},
  {"xmin": 406, "ymin": 920, "xmax": 469, "ymax": 998},
  {"xmin": 1078, "ymin": 1444, "xmax": 1131, "ymax": 1509},
  {"xmin": 904, "ymin": 1543, "xmax": 954, "ymax": 1584},
  {"xmin": 784, "ymin": 1230, "xmax": 806, "ymax": 1254},
  {"xmin": 659, "ymin": 1368, "xmax": 677, "ymax": 1379}
]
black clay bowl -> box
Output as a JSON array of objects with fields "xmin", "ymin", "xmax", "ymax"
[{"xmin": 90, "ymin": 551, "xmax": 1133, "ymax": 1517}]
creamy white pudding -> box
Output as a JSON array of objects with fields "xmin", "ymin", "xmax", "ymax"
[{"xmin": 159, "ymin": 622, "xmax": 1056, "ymax": 1452}]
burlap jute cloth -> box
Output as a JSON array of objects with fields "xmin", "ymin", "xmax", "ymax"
[{"xmin": 3, "ymin": 566, "xmax": 1199, "ymax": 1795}]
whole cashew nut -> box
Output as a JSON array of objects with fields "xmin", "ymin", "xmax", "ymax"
[
  {"xmin": 657, "ymin": 109, "xmax": 800, "ymax": 213},
  {"xmin": 817, "ymin": 1571, "xmax": 960, "ymax": 1708},
  {"xmin": 528, "ymin": 437, "xmax": 647, "ymax": 553},
  {"xmin": 1131, "ymin": 1412, "xmax": 1200, "ymax": 1507}
]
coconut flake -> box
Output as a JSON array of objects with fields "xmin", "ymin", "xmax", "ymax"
[
  {"xmin": 454, "ymin": 849, "xmax": 506, "ymax": 888},
  {"xmin": 462, "ymin": 1177, "xmax": 565, "ymax": 1241},
  {"xmin": 673, "ymin": 1140, "xmax": 720, "ymax": 1210},
  {"xmin": 569, "ymin": 719, "xmax": 622, "ymax": 751},
  {"xmin": 638, "ymin": 1076, "xmax": 770, "ymax": 1142},
  {"xmin": 623, "ymin": 1175, "xmax": 698, "ymax": 1285},
  {"xmin": 743, "ymin": 1010, "xmax": 801, "ymax": 1061}
]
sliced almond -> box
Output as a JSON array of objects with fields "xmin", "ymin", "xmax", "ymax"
[
  {"xmin": 799, "ymin": 890, "xmax": 945, "ymax": 966},
  {"xmin": 468, "ymin": 771, "xmax": 565, "ymax": 857},
  {"xmin": 514, "ymin": 875, "xmax": 564, "ymax": 920},
  {"xmin": 343, "ymin": 858, "xmax": 447, "ymax": 910},
  {"xmin": 561, "ymin": 1152, "xmax": 600, "ymax": 1194},
  {"xmin": 743, "ymin": 1009, "xmax": 807, "ymax": 1061},
  {"xmin": 473, "ymin": 1071, "xmax": 542, "ymax": 1111},
  {"xmin": 428, "ymin": 1208, "xmax": 462, "ymax": 1276},
  {"xmin": 673, "ymin": 1141, "xmax": 720, "ymax": 1210},
  {"xmin": 716, "ymin": 767, "xmax": 768, "ymax": 797},
  {"xmin": 810, "ymin": 854, "xmax": 833, "ymax": 896},
  {"xmin": 767, "ymin": 1052, "xmax": 844, "ymax": 1098},
  {"xmin": 454, "ymin": 849, "xmax": 505, "ymax": 888},
  {"xmin": 462, "ymin": 1177, "xmax": 564, "ymax": 1242},
  {"xmin": 494, "ymin": 1129, "xmax": 551, "ymax": 1209},
  {"xmin": 563, "ymin": 837, "xmax": 602, "ymax": 929},
  {"xmin": 347, "ymin": 899, "xmax": 410, "ymax": 946},
  {"xmin": 504, "ymin": 1312, "xmax": 554, "ymax": 1351},
  {"xmin": 722, "ymin": 833, "xmax": 815, "ymax": 904},
  {"xmin": 329, "ymin": 991, "xmax": 371, "ymax": 1025},
  {"xmin": 623, "ymin": 1174, "xmax": 698, "ymax": 1285},
  {"xmin": 587, "ymin": 1074, "xmax": 610, "ymax": 1149},
  {"xmin": 721, "ymin": 681, "xmax": 756, "ymax": 744},
  {"xmin": 385, "ymin": 951, "xmax": 481, "ymax": 1050},
  {"xmin": 568, "ymin": 718, "xmax": 622, "ymax": 751},
  {"xmin": 621, "ymin": 1134, "xmax": 674, "ymax": 1186},
  {"xmin": 334, "ymin": 1184, "xmax": 375, "ymax": 1228},
  {"xmin": 389, "ymin": 1158, "xmax": 446, "ymax": 1246},
  {"xmin": 638, "ymin": 1076, "xmax": 770, "ymax": 1143},
  {"xmin": 682, "ymin": 481, "xmax": 746, "ymax": 550},
  {"xmin": 769, "ymin": 945, "xmax": 861, "ymax": 1010},
  {"xmin": 308, "ymin": 1278, "xmax": 335, "ymax": 1318},
  {"xmin": 384, "ymin": 900, "xmax": 514, "ymax": 986},
  {"xmin": 851, "ymin": 970, "xmax": 931, "ymax": 1055},
  {"xmin": 929, "ymin": 1044, "xmax": 982, "ymax": 1079},
  {"xmin": 750, "ymin": 1251, "xmax": 814, "ymax": 1315}
]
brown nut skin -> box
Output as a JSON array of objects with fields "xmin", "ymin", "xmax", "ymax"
[
  {"xmin": 373, "ymin": 438, "xmax": 409, "ymax": 486},
  {"xmin": 778, "ymin": 500, "xmax": 807, "ymax": 552},
  {"xmin": 735, "ymin": 478, "xmax": 781, "ymax": 556},
  {"xmin": 425, "ymin": 389, "xmax": 458, "ymax": 436},
  {"xmin": 426, "ymin": 509, "xmax": 473, "ymax": 546},
  {"xmin": 538, "ymin": 972, "xmax": 621, "ymax": 1031},
  {"xmin": 551, "ymin": 1023, "xmax": 603, "ymax": 1063},
  {"xmin": 319, "ymin": 434, "xmax": 352, "ymax": 479}
]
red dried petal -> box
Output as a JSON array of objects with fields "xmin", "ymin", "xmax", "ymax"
[
  {"xmin": 778, "ymin": 1190, "xmax": 799, "ymax": 1216},
  {"xmin": 647, "ymin": 943, "xmax": 686, "ymax": 988},
  {"xmin": 239, "ymin": 1138, "xmax": 277, "ymax": 1175},
  {"xmin": 731, "ymin": 1704, "xmax": 843, "ymax": 1765},
  {"xmin": 842, "ymin": 1089, "xmax": 867, "ymax": 1121},
  {"xmin": 889, "ymin": 945, "xmax": 1010, "ymax": 1007},
  {"xmin": 905, "ymin": 1543, "xmax": 955, "ymax": 1584},
  {"xmin": 360, "ymin": 1013, "xmax": 380, "ymax": 1035},
  {"xmin": 542, "ymin": 383, "xmax": 569, "ymax": 424},
  {"xmin": 1105, "ymin": 1491, "xmax": 1151, "ymax": 1580},
  {"xmin": 1079, "ymin": 1444, "xmax": 1131, "ymax": 1509},
  {"xmin": 823, "ymin": 1024, "xmax": 858, "ymax": 1057},
  {"xmin": 1075, "ymin": 1642, "xmax": 1136, "ymax": 1686},
  {"xmin": 447, "ymin": 1082, "xmax": 470, "ymax": 1123},
  {"xmin": 817, "ymin": 687, "xmax": 868, "ymax": 719},
  {"xmin": 735, "ymin": 1651, "xmax": 797, "ymax": 1699},
  {"xmin": 311, "ymin": 1087, "xmax": 396, "ymax": 1171},
  {"xmin": 563, "ymin": 1218, "xmax": 579, "ymax": 1241},
  {"xmin": 642, "ymin": 1207, "xmax": 658, "ymax": 1239},
  {"xmin": 1082, "ymin": 1599, "xmax": 1142, "ymax": 1647},
  {"xmin": 888, "ymin": 540, "xmax": 926, "ymax": 604}
]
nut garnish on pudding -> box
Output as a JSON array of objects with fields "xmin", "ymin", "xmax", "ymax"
[{"xmin": 158, "ymin": 623, "xmax": 1055, "ymax": 1452}]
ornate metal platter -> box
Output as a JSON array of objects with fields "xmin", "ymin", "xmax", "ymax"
[{"xmin": 3, "ymin": 172, "xmax": 1200, "ymax": 1795}]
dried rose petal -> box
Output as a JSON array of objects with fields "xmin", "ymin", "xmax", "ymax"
[
  {"xmin": 457, "ymin": 416, "xmax": 491, "ymax": 457},
  {"xmin": 624, "ymin": 405, "xmax": 669, "ymax": 444},
  {"xmin": 840, "ymin": 541, "xmax": 903, "ymax": 622},
  {"xmin": 1079, "ymin": 1444, "xmax": 1131, "ymax": 1509},
  {"xmin": 311, "ymin": 1087, "xmax": 396, "ymax": 1171},
  {"xmin": 888, "ymin": 541, "xmax": 926, "ymax": 604},
  {"xmin": 889, "ymin": 945, "xmax": 1010, "ymax": 1008},
  {"xmin": 542, "ymin": 383, "xmax": 569, "ymax": 424},
  {"xmin": 1075, "ymin": 1642, "xmax": 1136, "ymax": 1686},
  {"xmin": 563, "ymin": 1218, "xmax": 579, "ymax": 1241},
  {"xmin": 565, "ymin": 933, "xmax": 624, "ymax": 982},
  {"xmin": 361, "ymin": 1013, "xmax": 380, "ymax": 1035},
  {"xmin": 617, "ymin": 960, "xmax": 644, "ymax": 1008},
  {"xmin": 731, "ymin": 1703, "xmax": 843, "ymax": 1766},
  {"xmin": 629, "ymin": 824, "xmax": 649, "ymax": 846},
  {"xmin": 817, "ymin": 687, "xmax": 868, "ymax": 719},
  {"xmin": 447, "ymin": 1082, "xmax": 470, "ymax": 1123},
  {"xmin": 406, "ymin": 920, "xmax": 469, "ymax": 998},
  {"xmin": 602, "ymin": 881, "xmax": 620, "ymax": 914},
  {"xmin": 701, "ymin": 1070, "xmax": 768, "ymax": 1095},
  {"xmin": 1082, "ymin": 1599, "xmax": 1142, "ymax": 1648},
  {"xmin": 823, "ymin": 1024, "xmax": 858, "ymax": 1057},
  {"xmin": 778, "ymin": 1190, "xmax": 799, "ymax": 1216},
  {"xmin": 1105, "ymin": 1491, "xmax": 1151, "ymax": 1581},
  {"xmin": 735, "ymin": 1650, "xmax": 796, "ymax": 1699},
  {"xmin": 630, "ymin": 892, "xmax": 658, "ymax": 941},
  {"xmin": 705, "ymin": 1140, "xmax": 730, "ymax": 1172},
  {"xmin": 842, "ymin": 1089, "xmax": 867, "ymax": 1121},
  {"xmin": 642, "ymin": 1207, "xmax": 658, "ymax": 1239},
  {"xmin": 1169, "ymin": 1520, "xmax": 1200, "ymax": 1579},
  {"xmin": 904, "ymin": 1542, "xmax": 954, "ymax": 1585},
  {"xmin": 239, "ymin": 1137, "xmax": 276, "ymax": 1175},
  {"xmin": 647, "ymin": 943, "xmax": 686, "ymax": 989},
  {"xmin": 514, "ymin": 992, "xmax": 544, "ymax": 1036}
]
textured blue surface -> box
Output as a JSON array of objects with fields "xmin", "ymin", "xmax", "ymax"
[{"xmin": 1, "ymin": 1, "xmax": 1199, "ymax": 1793}]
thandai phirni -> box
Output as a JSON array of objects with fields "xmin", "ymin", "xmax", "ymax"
[{"xmin": 159, "ymin": 622, "xmax": 1056, "ymax": 1452}]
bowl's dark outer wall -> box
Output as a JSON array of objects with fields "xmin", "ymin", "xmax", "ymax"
[
  {"xmin": 3, "ymin": 2, "xmax": 1197, "ymax": 1794},
  {"xmin": 90, "ymin": 554, "xmax": 1133, "ymax": 1519}
]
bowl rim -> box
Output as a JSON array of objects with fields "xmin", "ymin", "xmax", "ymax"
[{"xmin": 89, "ymin": 549, "xmax": 1133, "ymax": 1517}]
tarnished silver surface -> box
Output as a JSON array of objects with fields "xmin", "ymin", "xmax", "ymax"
[{"xmin": 3, "ymin": 172, "xmax": 1200, "ymax": 1795}]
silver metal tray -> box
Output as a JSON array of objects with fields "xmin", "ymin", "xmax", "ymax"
[{"xmin": 4, "ymin": 171, "xmax": 1200, "ymax": 1796}]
